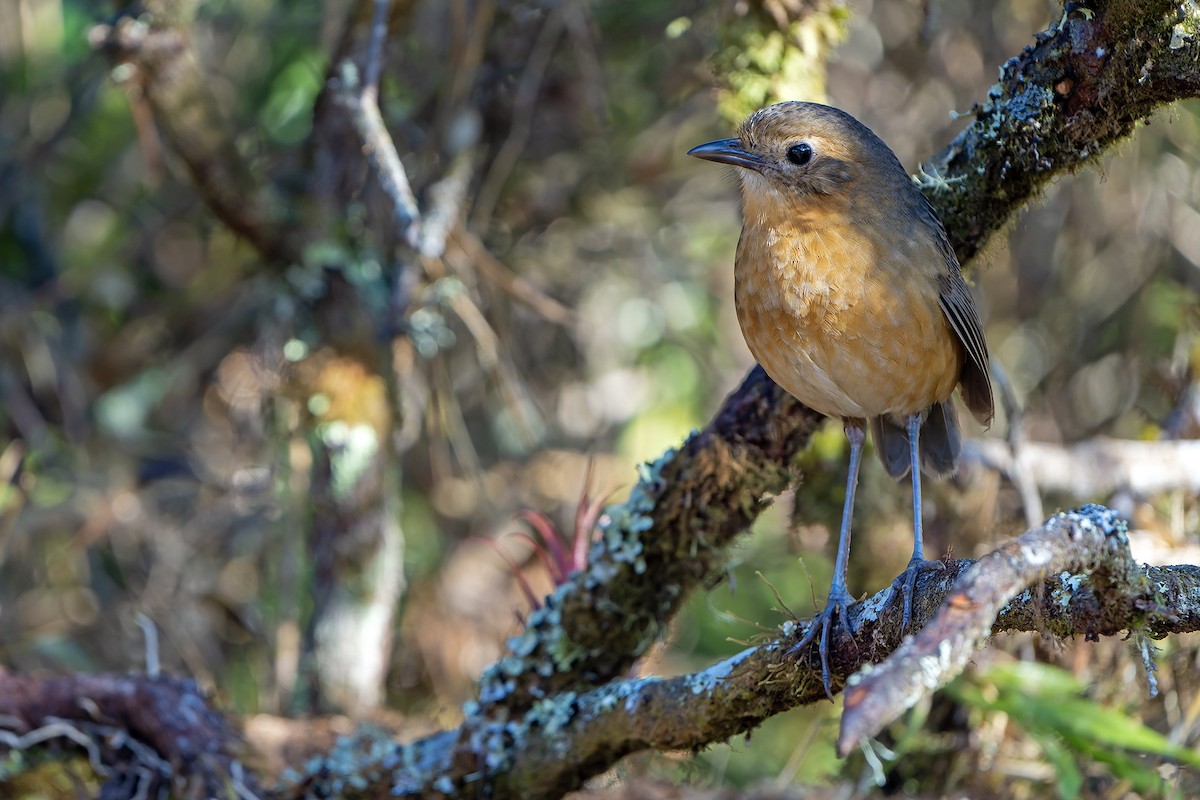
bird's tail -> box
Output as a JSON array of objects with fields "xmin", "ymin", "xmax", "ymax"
[{"xmin": 870, "ymin": 401, "xmax": 961, "ymax": 480}]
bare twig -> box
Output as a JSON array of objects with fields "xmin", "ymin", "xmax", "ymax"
[
  {"xmin": 437, "ymin": 0, "xmax": 497, "ymax": 136},
  {"xmin": 447, "ymin": 289, "xmax": 544, "ymax": 447},
  {"xmin": 992, "ymin": 361, "xmax": 1043, "ymax": 527},
  {"xmin": 362, "ymin": 0, "xmax": 390, "ymax": 95},
  {"xmin": 135, "ymin": 613, "xmax": 161, "ymax": 677},
  {"xmin": 470, "ymin": 6, "xmax": 567, "ymax": 229},
  {"xmin": 450, "ymin": 229, "xmax": 575, "ymax": 325},
  {"xmin": 333, "ymin": 60, "xmax": 422, "ymax": 246}
]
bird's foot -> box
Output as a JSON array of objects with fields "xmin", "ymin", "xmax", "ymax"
[
  {"xmin": 787, "ymin": 586, "xmax": 858, "ymax": 701},
  {"xmin": 893, "ymin": 557, "xmax": 945, "ymax": 636}
]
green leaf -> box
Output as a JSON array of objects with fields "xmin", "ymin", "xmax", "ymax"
[{"xmin": 1025, "ymin": 728, "xmax": 1084, "ymax": 799}]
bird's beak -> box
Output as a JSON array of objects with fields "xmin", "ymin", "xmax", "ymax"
[{"xmin": 687, "ymin": 138, "xmax": 762, "ymax": 171}]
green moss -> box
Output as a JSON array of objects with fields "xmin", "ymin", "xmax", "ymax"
[{"xmin": 713, "ymin": 7, "xmax": 849, "ymax": 125}]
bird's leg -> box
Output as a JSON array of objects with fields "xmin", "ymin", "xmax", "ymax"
[
  {"xmin": 896, "ymin": 412, "xmax": 941, "ymax": 634},
  {"xmin": 908, "ymin": 411, "xmax": 925, "ymax": 563},
  {"xmin": 789, "ymin": 421, "xmax": 864, "ymax": 700}
]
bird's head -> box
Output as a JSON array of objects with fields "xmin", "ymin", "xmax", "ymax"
[{"xmin": 688, "ymin": 101, "xmax": 908, "ymax": 219}]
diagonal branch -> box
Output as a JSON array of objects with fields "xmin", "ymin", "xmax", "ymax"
[
  {"xmin": 88, "ymin": 17, "xmax": 299, "ymax": 266},
  {"xmin": 329, "ymin": 0, "xmax": 423, "ymax": 249},
  {"xmin": 921, "ymin": 0, "xmax": 1200, "ymax": 263}
]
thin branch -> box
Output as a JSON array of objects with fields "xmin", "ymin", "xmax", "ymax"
[
  {"xmin": 992, "ymin": 361, "xmax": 1044, "ymax": 527},
  {"xmin": 470, "ymin": 6, "xmax": 567, "ymax": 229},
  {"xmin": 362, "ymin": 0, "xmax": 391, "ymax": 95},
  {"xmin": 332, "ymin": 60, "xmax": 422, "ymax": 246},
  {"xmin": 450, "ymin": 229, "xmax": 576, "ymax": 325}
]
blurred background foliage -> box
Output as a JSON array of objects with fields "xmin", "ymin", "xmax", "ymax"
[{"xmin": 1, "ymin": 0, "xmax": 1199, "ymax": 796}]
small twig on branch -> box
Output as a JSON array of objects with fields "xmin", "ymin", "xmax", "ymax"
[{"xmin": 991, "ymin": 361, "xmax": 1044, "ymax": 527}]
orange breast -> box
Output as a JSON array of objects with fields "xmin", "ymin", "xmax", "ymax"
[{"xmin": 733, "ymin": 216, "xmax": 962, "ymax": 421}]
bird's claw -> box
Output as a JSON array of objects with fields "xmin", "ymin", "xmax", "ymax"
[
  {"xmin": 894, "ymin": 557, "xmax": 945, "ymax": 636},
  {"xmin": 787, "ymin": 589, "xmax": 858, "ymax": 701}
]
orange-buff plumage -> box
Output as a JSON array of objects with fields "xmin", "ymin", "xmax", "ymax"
[{"xmin": 689, "ymin": 101, "xmax": 994, "ymax": 697}]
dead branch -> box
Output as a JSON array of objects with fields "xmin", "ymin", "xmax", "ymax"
[
  {"xmin": 0, "ymin": 670, "xmax": 264, "ymax": 799},
  {"xmin": 963, "ymin": 437, "xmax": 1200, "ymax": 497}
]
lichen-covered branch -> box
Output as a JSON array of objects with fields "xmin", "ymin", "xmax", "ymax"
[
  {"xmin": 66, "ymin": 1, "xmax": 1200, "ymax": 796},
  {"xmin": 503, "ymin": 511, "xmax": 1199, "ymax": 796},
  {"xmin": 476, "ymin": 367, "xmax": 821, "ymax": 714},
  {"xmin": 837, "ymin": 505, "xmax": 1159, "ymax": 756},
  {"xmin": 288, "ymin": 506, "xmax": 1200, "ymax": 799},
  {"xmin": 469, "ymin": 0, "xmax": 1200, "ymax": 724},
  {"xmin": 920, "ymin": 0, "xmax": 1200, "ymax": 263},
  {"xmin": 294, "ymin": 3, "xmax": 1200, "ymax": 794}
]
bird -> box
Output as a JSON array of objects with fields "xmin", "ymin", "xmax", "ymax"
[{"xmin": 688, "ymin": 101, "xmax": 993, "ymax": 697}]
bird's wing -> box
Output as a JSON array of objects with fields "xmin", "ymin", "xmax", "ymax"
[
  {"xmin": 937, "ymin": 268, "xmax": 994, "ymax": 425},
  {"xmin": 922, "ymin": 201, "xmax": 995, "ymax": 426}
]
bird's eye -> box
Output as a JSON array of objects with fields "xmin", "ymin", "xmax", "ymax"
[{"xmin": 786, "ymin": 143, "xmax": 813, "ymax": 166}]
